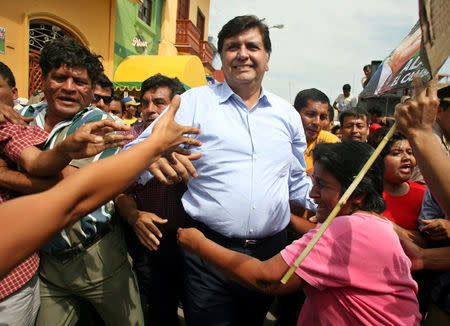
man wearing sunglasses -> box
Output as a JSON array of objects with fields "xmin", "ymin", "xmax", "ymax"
[{"xmin": 91, "ymin": 73, "xmax": 113, "ymax": 112}]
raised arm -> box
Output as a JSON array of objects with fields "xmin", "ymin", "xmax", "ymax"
[
  {"xmin": 395, "ymin": 76, "xmax": 450, "ymax": 216},
  {"xmin": 18, "ymin": 120, "xmax": 132, "ymax": 176},
  {"xmin": 0, "ymin": 95, "xmax": 201, "ymax": 278}
]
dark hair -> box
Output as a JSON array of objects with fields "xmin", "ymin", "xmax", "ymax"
[
  {"xmin": 218, "ymin": 15, "xmax": 271, "ymax": 54},
  {"xmin": 367, "ymin": 126, "xmax": 407, "ymax": 159},
  {"xmin": 363, "ymin": 65, "xmax": 371, "ymax": 71},
  {"xmin": 140, "ymin": 73, "xmax": 185, "ymax": 102},
  {"xmin": 293, "ymin": 88, "xmax": 330, "ymax": 113},
  {"xmin": 368, "ymin": 106, "xmax": 382, "ymax": 117},
  {"xmin": 328, "ymin": 104, "xmax": 334, "ymax": 121},
  {"xmin": 339, "ymin": 107, "xmax": 369, "ymax": 126},
  {"xmin": 438, "ymin": 85, "xmax": 450, "ymax": 111},
  {"xmin": 343, "ymin": 84, "xmax": 351, "ymax": 91},
  {"xmin": 39, "ymin": 37, "xmax": 104, "ymax": 84},
  {"xmin": 313, "ymin": 141, "xmax": 385, "ymax": 213},
  {"xmin": 0, "ymin": 61, "xmax": 16, "ymax": 87},
  {"xmin": 95, "ymin": 73, "xmax": 113, "ymax": 95},
  {"xmin": 331, "ymin": 125, "xmax": 340, "ymax": 135},
  {"xmin": 111, "ymin": 94, "xmax": 125, "ymax": 113}
]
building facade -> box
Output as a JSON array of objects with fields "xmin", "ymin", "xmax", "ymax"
[{"xmin": 1, "ymin": 0, "xmax": 121, "ymax": 97}]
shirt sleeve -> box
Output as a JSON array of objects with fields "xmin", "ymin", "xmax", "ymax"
[
  {"xmin": 288, "ymin": 114, "xmax": 316, "ymax": 211},
  {"xmin": 418, "ymin": 188, "xmax": 446, "ymax": 230},
  {"xmin": 0, "ymin": 122, "xmax": 49, "ymax": 163}
]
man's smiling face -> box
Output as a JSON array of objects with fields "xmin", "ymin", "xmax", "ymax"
[{"xmin": 220, "ymin": 27, "xmax": 269, "ymax": 92}]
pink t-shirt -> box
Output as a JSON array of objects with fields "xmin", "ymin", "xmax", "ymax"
[{"xmin": 281, "ymin": 212, "xmax": 421, "ymax": 326}]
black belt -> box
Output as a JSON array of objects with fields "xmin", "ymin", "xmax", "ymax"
[
  {"xmin": 184, "ymin": 217, "xmax": 285, "ymax": 249},
  {"xmin": 46, "ymin": 226, "xmax": 112, "ymax": 261}
]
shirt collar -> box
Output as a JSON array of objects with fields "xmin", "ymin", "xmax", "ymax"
[{"xmin": 218, "ymin": 82, "xmax": 271, "ymax": 107}]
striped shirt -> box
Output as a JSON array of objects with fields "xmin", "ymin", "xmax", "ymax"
[{"xmin": 20, "ymin": 103, "xmax": 120, "ymax": 252}]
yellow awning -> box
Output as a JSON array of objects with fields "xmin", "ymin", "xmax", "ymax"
[{"xmin": 113, "ymin": 55, "xmax": 207, "ymax": 91}]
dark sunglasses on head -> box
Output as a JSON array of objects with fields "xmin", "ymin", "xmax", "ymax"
[{"xmin": 93, "ymin": 94, "xmax": 112, "ymax": 104}]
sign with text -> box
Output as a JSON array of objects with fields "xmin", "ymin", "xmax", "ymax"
[{"xmin": 360, "ymin": 22, "xmax": 431, "ymax": 97}]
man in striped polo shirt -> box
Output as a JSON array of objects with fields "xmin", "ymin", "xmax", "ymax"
[{"xmin": 20, "ymin": 38, "xmax": 143, "ymax": 326}]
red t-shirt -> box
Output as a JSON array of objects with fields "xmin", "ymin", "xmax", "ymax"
[{"xmin": 383, "ymin": 180, "xmax": 426, "ymax": 230}]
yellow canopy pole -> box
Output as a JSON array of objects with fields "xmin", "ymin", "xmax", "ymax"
[{"xmin": 281, "ymin": 123, "xmax": 397, "ymax": 284}]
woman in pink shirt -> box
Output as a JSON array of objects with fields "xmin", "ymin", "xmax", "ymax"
[{"xmin": 178, "ymin": 141, "xmax": 421, "ymax": 326}]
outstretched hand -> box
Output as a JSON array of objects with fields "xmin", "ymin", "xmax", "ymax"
[
  {"xmin": 0, "ymin": 103, "xmax": 33, "ymax": 125},
  {"xmin": 60, "ymin": 120, "xmax": 132, "ymax": 159},
  {"xmin": 151, "ymin": 95, "xmax": 201, "ymax": 153},
  {"xmin": 149, "ymin": 152, "xmax": 202, "ymax": 185},
  {"xmin": 130, "ymin": 210, "xmax": 168, "ymax": 251},
  {"xmin": 394, "ymin": 75, "xmax": 439, "ymax": 138},
  {"xmin": 177, "ymin": 227, "xmax": 206, "ymax": 254},
  {"xmin": 421, "ymin": 219, "xmax": 450, "ymax": 243}
]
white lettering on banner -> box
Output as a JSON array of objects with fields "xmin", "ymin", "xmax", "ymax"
[{"xmin": 132, "ymin": 37, "xmax": 148, "ymax": 48}]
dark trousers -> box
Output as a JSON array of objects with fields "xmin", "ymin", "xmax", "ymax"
[
  {"xmin": 182, "ymin": 219, "xmax": 287, "ymax": 326},
  {"xmin": 126, "ymin": 229, "xmax": 184, "ymax": 326}
]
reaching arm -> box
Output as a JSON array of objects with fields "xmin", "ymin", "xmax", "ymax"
[
  {"xmin": 395, "ymin": 75, "xmax": 450, "ymax": 217},
  {"xmin": 391, "ymin": 222, "xmax": 428, "ymax": 248},
  {"xmin": 18, "ymin": 120, "xmax": 132, "ymax": 176},
  {"xmin": 0, "ymin": 103, "xmax": 31, "ymax": 125},
  {"xmin": 115, "ymin": 193, "xmax": 167, "ymax": 250},
  {"xmin": 177, "ymin": 227, "xmax": 302, "ymax": 296},
  {"xmin": 0, "ymin": 157, "xmax": 59, "ymax": 194},
  {"xmin": 0, "ymin": 95, "xmax": 201, "ymax": 278},
  {"xmin": 400, "ymin": 236, "xmax": 450, "ymax": 270},
  {"xmin": 421, "ymin": 219, "xmax": 450, "ymax": 245}
]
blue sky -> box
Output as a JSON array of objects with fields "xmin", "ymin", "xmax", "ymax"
[{"xmin": 208, "ymin": 0, "xmax": 449, "ymax": 103}]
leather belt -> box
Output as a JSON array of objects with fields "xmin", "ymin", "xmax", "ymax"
[
  {"xmin": 46, "ymin": 226, "xmax": 112, "ymax": 261},
  {"xmin": 184, "ymin": 217, "xmax": 284, "ymax": 249}
]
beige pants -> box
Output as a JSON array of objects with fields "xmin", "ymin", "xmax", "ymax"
[{"xmin": 36, "ymin": 226, "xmax": 144, "ymax": 326}]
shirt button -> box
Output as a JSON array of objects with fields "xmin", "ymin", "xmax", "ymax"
[
  {"xmin": 250, "ymin": 229, "xmax": 254, "ymax": 233},
  {"xmin": 253, "ymin": 205, "xmax": 256, "ymax": 209},
  {"xmin": 253, "ymin": 154, "xmax": 258, "ymax": 160},
  {"xmin": 255, "ymin": 179, "xmax": 259, "ymax": 184}
]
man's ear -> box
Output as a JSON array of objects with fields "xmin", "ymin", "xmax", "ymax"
[
  {"xmin": 265, "ymin": 53, "xmax": 270, "ymax": 72},
  {"xmin": 12, "ymin": 87, "xmax": 18, "ymax": 101}
]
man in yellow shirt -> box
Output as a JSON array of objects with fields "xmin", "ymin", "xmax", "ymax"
[{"xmin": 294, "ymin": 88, "xmax": 340, "ymax": 176}]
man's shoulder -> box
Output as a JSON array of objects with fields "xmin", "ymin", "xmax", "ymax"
[
  {"xmin": 182, "ymin": 83, "xmax": 222, "ymax": 99},
  {"xmin": 77, "ymin": 106, "xmax": 113, "ymax": 122},
  {"xmin": 264, "ymin": 89, "xmax": 293, "ymax": 108},
  {"xmin": 19, "ymin": 102, "xmax": 47, "ymax": 117},
  {"xmin": 62, "ymin": 107, "xmax": 112, "ymax": 135},
  {"xmin": 335, "ymin": 93, "xmax": 344, "ymax": 101},
  {"xmin": 317, "ymin": 130, "xmax": 340, "ymax": 143}
]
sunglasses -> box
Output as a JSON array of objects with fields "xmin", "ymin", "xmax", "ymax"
[{"xmin": 93, "ymin": 94, "xmax": 112, "ymax": 104}]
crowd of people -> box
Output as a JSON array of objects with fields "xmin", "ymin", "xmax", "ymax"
[{"xmin": 0, "ymin": 14, "xmax": 448, "ymax": 326}]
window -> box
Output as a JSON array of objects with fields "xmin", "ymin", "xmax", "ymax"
[
  {"xmin": 197, "ymin": 8, "xmax": 205, "ymax": 41},
  {"xmin": 138, "ymin": 0, "xmax": 153, "ymax": 26},
  {"xmin": 177, "ymin": 0, "xmax": 190, "ymax": 20}
]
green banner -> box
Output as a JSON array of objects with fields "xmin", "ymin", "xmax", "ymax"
[{"xmin": 0, "ymin": 28, "xmax": 5, "ymax": 54}]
